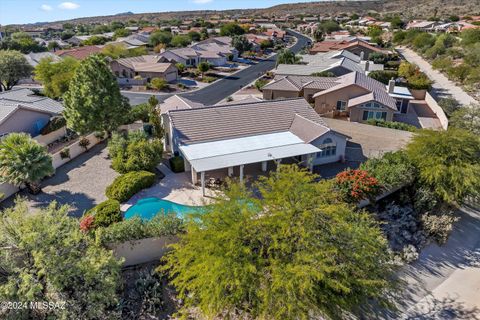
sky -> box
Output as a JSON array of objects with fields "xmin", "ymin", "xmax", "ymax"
[{"xmin": 0, "ymin": 0, "xmax": 322, "ymax": 25}]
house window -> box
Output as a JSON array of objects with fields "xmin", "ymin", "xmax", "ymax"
[
  {"xmin": 362, "ymin": 111, "xmax": 387, "ymax": 121},
  {"xmin": 165, "ymin": 132, "xmax": 170, "ymax": 145},
  {"xmin": 316, "ymin": 138, "xmax": 337, "ymax": 158},
  {"xmin": 336, "ymin": 100, "xmax": 347, "ymax": 111}
]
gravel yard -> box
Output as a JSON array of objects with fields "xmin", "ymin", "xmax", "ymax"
[{"xmin": 1, "ymin": 142, "xmax": 118, "ymax": 217}]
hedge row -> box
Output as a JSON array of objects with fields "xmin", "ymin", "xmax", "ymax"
[{"xmin": 106, "ymin": 171, "xmax": 156, "ymax": 203}]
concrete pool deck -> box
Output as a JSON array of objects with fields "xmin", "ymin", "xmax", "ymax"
[{"xmin": 121, "ymin": 164, "xmax": 218, "ymax": 211}]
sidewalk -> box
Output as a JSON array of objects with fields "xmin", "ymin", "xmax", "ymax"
[{"xmin": 396, "ymin": 47, "xmax": 477, "ymax": 106}]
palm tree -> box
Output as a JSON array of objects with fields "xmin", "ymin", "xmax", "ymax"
[
  {"xmin": 0, "ymin": 133, "xmax": 54, "ymax": 194},
  {"xmin": 276, "ymin": 49, "xmax": 302, "ymax": 67}
]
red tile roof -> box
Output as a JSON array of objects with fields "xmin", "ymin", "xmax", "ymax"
[{"xmin": 55, "ymin": 45, "xmax": 102, "ymax": 60}]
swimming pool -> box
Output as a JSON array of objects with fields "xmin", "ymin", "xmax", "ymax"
[{"xmin": 124, "ymin": 197, "xmax": 204, "ymax": 220}]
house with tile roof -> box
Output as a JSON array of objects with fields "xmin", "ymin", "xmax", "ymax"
[
  {"xmin": 275, "ymin": 49, "xmax": 384, "ymax": 77},
  {"xmin": 110, "ymin": 55, "xmax": 178, "ymax": 82},
  {"xmin": 263, "ymin": 72, "xmax": 401, "ymax": 123},
  {"xmin": 161, "ymin": 97, "xmax": 348, "ymax": 194},
  {"xmin": 0, "ymin": 88, "xmax": 63, "ymax": 137},
  {"xmin": 309, "ymin": 38, "xmax": 389, "ymax": 59},
  {"xmin": 55, "ymin": 45, "xmax": 103, "ymax": 60},
  {"xmin": 158, "ymin": 37, "xmax": 238, "ymax": 67}
]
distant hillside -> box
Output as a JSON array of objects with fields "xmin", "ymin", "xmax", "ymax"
[{"xmin": 4, "ymin": 0, "xmax": 480, "ymax": 28}]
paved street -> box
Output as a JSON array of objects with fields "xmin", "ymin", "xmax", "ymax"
[
  {"xmin": 123, "ymin": 30, "xmax": 310, "ymax": 105},
  {"xmin": 396, "ymin": 47, "xmax": 478, "ymax": 106}
]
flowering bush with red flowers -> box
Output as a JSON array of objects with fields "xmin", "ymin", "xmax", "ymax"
[
  {"xmin": 335, "ymin": 169, "xmax": 381, "ymax": 203},
  {"xmin": 79, "ymin": 215, "xmax": 95, "ymax": 232}
]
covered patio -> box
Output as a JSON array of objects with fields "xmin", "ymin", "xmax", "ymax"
[{"xmin": 179, "ymin": 132, "xmax": 321, "ymax": 196}]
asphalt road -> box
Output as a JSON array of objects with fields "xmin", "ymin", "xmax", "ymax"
[{"xmin": 123, "ymin": 30, "xmax": 311, "ymax": 105}]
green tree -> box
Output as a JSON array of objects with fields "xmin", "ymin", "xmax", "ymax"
[
  {"xmin": 450, "ymin": 104, "xmax": 480, "ymax": 135},
  {"xmin": 231, "ymin": 35, "xmax": 252, "ymax": 54},
  {"xmin": 47, "ymin": 40, "xmax": 60, "ymax": 52},
  {"xmin": 148, "ymin": 95, "xmax": 163, "ymax": 139},
  {"xmin": 162, "ymin": 165, "xmax": 395, "ymax": 319},
  {"xmin": 0, "ymin": 200, "xmax": 122, "ymax": 319},
  {"xmin": 0, "ymin": 133, "xmax": 54, "ymax": 194},
  {"xmin": 175, "ymin": 62, "xmax": 185, "ymax": 74},
  {"xmin": 276, "ymin": 49, "xmax": 302, "ymax": 66},
  {"xmin": 406, "ymin": 129, "xmax": 480, "ymax": 204},
  {"xmin": 149, "ymin": 30, "xmax": 173, "ymax": 47},
  {"xmin": 113, "ymin": 28, "xmax": 131, "ymax": 39},
  {"xmin": 318, "ymin": 20, "xmax": 341, "ymax": 34},
  {"xmin": 0, "ymin": 50, "xmax": 33, "ymax": 91},
  {"xmin": 188, "ymin": 30, "xmax": 201, "ymax": 42},
  {"xmin": 150, "ymin": 77, "xmax": 168, "ymax": 90},
  {"xmin": 63, "ymin": 55, "xmax": 130, "ymax": 135},
  {"xmin": 197, "ymin": 61, "xmax": 210, "ymax": 77},
  {"xmin": 171, "ymin": 35, "xmax": 191, "ymax": 47},
  {"xmin": 82, "ymin": 35, "xmax": 108, "ymax": 45},
  {"xmin": 220, "ymin": 23, "xmax": 245, "ymax": 36},
  {"xmin": 34, "ymin": 56, "xmax": 80, "ymax": 98}
]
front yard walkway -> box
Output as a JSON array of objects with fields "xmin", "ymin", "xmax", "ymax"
[
  {"xmin": 396, "ymin": 47, "xmax": 477, "ymax": 106},
  {"xmin": 1, "ymin": 142, "xmax": 118, "ymax": 217}
]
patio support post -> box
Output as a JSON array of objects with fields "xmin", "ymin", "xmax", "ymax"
[
  {"xmin": 239, "ymin": 165, "xmax": 244, "ymax": 183},
  {"xmin": 308, "ymin": 154, "xmax": 314, "ymax": 172},
  {"xmin": 191, "ymin": 168, "xmax": 197, "ymax": 185},
  {"xmin": 201, "ymin": 171, "xmax": 205, "ymax": 196},
  {"xmin": 228, "ymin": 166, "xmax": 234, "ymax": 177},
  {"xmin": 261, "ymin": 161, "xmax": 267, "ymax": 172}
]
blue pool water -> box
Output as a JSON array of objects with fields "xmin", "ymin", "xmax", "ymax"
[{"xmin": 124, "ymin": 197, "xmax": 204, "ymax": 220}]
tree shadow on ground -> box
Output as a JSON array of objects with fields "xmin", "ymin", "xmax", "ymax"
[
  {"xmin": 405, "ymin": 296, "xmax": 480, "ymax": 320},
  {"xmin": 44, "ymin": 141, "xmax": 108, "ymax": 187}
]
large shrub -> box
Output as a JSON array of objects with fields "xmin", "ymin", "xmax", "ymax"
[
  {"xmin": 360, "ymin": 151, "xmax": 417, "ymax": 190},
  {"xmin": 86, "ymin": 199, "xmax": 122, "ymax": 228},
  {"xmin": 40, "ymin": 116, "xmax": 67, "ymax": 135},
  {"xmin": 368, "ymin": 70, "xmax": 398, "ymax": 85},
  {"xmin": 335, "ymin": 169, "xmax": 381, "ymax": 203},
  {"xmin": 106, "ymin": 171, "xmax": 156, "ymax": 202},
  {"xmin": 169, "ymin": 156, "xmax": 185, "ymax": 173},
  {"xmin": 109, "ymin": 131, "xmax": 162, "ymax": 173}
]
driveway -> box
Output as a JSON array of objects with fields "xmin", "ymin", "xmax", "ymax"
[
  {"xmin": 396, "ymin": 47, "xmax": 477, "ymax": 106},
  {"xmin": 385, "ymin": 205, "xmax": 480, "ymax": 319},
  {"xmin": 123, "ymin": 30, "xmax": 310, "ymax": 105},
  {"xmin": 1, "ymin": 142, "xmax": 118, "ymax": 217}
]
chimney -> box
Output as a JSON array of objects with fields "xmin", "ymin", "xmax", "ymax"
[
  {"xmin": 388, "ymin": 79, "xmax": 395, "ymax": 94},
  {"xmin": 360, "ymin": 51, "xmax": 365, "ymax": 60},
  {"xmin": 365, "ymin": 60, "xmax": 370, "ymax": 71}
]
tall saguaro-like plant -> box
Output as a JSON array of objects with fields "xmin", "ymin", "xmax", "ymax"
[
  {"xmin": 63, "ymin": 54, "xmax": 130, "ymax": 136},
  {"xmin": 0, "ymin": 133, "xmax": 54, "ymax": 194}
]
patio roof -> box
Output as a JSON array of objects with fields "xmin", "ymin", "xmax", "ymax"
[{"xmin": 179, "ymin": 131, "xmax": 321, "ymax": 172}]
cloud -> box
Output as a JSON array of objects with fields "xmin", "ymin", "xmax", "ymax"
[
  {"xmin": 58, "ymin": 2, "xmax": 80, "ymax": 10},
  {"xmin": 192, "ymin": 0, "xmax": 213, "ymax": 4},
  {"xmin": 41, "ymin": 4, "xmax": 53, "ymax": 11}
]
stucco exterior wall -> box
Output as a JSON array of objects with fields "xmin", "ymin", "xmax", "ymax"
[
  {"xmin": 349, "ymin": 105, "xmax": 394, "ymax": 123},
  {"xmin": 314, "ymin": 85, "xmax": 369, "ymax": 114},
  {"xmin": 310, "ymin": 131, "xmax": 347, "ymax": 166},
  {"xmin": 0, "ymin": 109, "xmax": 52, "ymax": 136}
]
